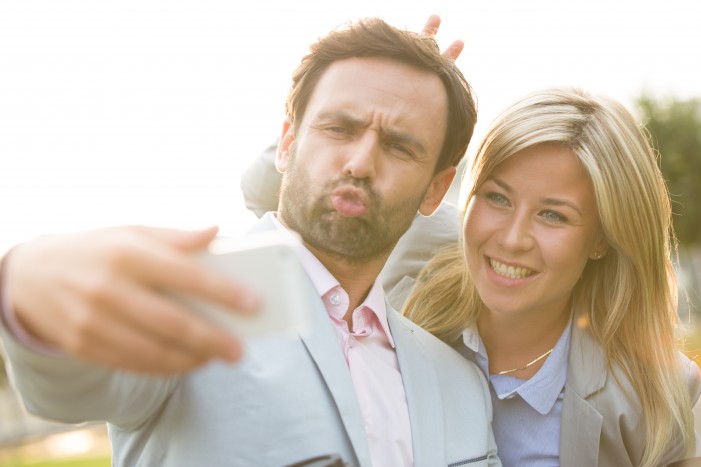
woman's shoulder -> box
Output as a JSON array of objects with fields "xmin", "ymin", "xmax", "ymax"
[{"xmin": 569, "ymin": 327, "xmax": 699, "ymax": 403}]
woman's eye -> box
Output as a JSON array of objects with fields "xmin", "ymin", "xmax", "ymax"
[
  {"xmin": 541, "ymin": 210, "xmax": 567, "ymax": 223},
  {"xmin": 486, "ymin": 192, "xmax": 509, "ymax": 206}
]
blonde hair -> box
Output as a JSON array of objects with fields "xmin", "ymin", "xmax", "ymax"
[{"xmin": 404, "ymin": 87, "xmax": 694, "ymax": 465}]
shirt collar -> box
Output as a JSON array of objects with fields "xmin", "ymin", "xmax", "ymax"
[
  {"xmin": 462, "ymin": 324, "xmax": 482, "ymax": 354},
  {"xmin": 461, "ymin": 318, "xmax": 572, "ymax": 415},
  {"xmin": 269, "ymin": 213, "xmax": 395, "ymax": 347}
]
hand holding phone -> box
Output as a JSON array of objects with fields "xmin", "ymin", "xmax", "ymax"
[{"xmin": 177, "ymin": 232, "xmax": 312, "ymax": 338}]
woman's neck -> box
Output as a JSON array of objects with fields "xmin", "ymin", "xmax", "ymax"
[{"xmin": 477, "ymin": 305, "xmax": 571, "ymax": 379}]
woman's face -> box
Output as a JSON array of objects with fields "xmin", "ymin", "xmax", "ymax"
[{"xmin": 463, "ymin": 143, "xmax": 605, "ymax": 322}]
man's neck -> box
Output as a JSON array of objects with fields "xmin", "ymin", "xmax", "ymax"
[
  {"xmin": 305, "ymin": 242, "xmax": 387, "ymax": 323},
  {"xmin": 273, "ymin": 212, "xmax": 389, "ymax": 324}
]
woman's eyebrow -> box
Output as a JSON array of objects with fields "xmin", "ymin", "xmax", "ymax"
[{"xmin": 489, "ymin": 176, "xmax": 583, "ymax": 216}]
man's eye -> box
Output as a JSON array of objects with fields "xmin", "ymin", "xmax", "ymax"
[{"xmin": 390, "ymin": 143, "xmax": 411, "ymax": 155}]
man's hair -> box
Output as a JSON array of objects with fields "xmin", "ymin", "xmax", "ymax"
[{"xmin": 285, "ymin": 17, "xmax": 477, "ymax": 172}]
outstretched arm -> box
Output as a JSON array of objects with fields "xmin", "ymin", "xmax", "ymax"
[{"xmin": 3, "ymin": 225, "xmax": 258, "ymax": 375}]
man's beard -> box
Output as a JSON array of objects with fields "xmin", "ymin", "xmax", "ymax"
[{"xmin": 278, "ymin": 149, "xmax": 428, "ymax": 264}]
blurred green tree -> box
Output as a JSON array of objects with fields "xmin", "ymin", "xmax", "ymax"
[
  {"xmin": 636, "ymin": 95, "xmax": 701, "ymax": 246},
  {"xmin": 637, "ymin": 95, "xmax": 701, "ymax": 317}
]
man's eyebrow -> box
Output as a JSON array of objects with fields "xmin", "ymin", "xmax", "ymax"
[
  {"xmin": 489, "ymin": 176, "xmax": 583, "ymax": 216},
  {"xmin": 382, "ymin": 128, "xmax": 426, "ymax": 154},
  {"xmin": 314, "ymin": 111, "xmax": 368, "ymax": 128},
  {"xmin": 314, "ymin": 111, "xmax": 426, "ymax": 154}
]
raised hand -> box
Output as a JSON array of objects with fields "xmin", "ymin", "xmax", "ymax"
[
  {"xmin": 421, "ymin": 14, "xmax": 464, "ymax": 61},
  {"xmin": 6, "ymin": 225, "xmax": 259, "ymax": 374}
]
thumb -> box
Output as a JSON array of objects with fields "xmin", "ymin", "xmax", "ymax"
[{"xmin": 134, "ymin": 225, "xmax": 220, "ymax": 252}]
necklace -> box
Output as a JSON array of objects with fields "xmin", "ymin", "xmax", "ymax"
[{"xmin": 493, "ymin": 347, "xmax": 554, "ymax": 376}]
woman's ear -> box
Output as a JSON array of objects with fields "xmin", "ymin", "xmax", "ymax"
[
  {"xmin": 589, "ymin": 234, "xmax": 609, "ymax": 260},
  {"xmin": 275, "ymin": 118, "xmax": 295, "ymax": 173}
]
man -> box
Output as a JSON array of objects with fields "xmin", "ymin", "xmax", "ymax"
[
  {"xmin": 1, "ymin": 18, "xmax": 499, "ymax": 466},
  {"xmin": 240, "ymin": 15, "xmax": 464, "ymax": 313},
  {"xmin": 240, "ymin": 142, "xmax": 461, "ymax": 312}
]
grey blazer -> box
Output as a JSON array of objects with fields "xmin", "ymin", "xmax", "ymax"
[
  {"xmin": 560, "ymin": 323, "xmax": 701, "ymax": 466},
  {"xmin": 1, "ymin": 217, "xmax": 499, "ymax": 467}
]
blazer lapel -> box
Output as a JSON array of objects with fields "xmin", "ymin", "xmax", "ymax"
[
  {"xmin": 388, "ymin": 307, "xmax": 446, "ymax": 467},
  {"xmin": 298, "ymin": 300, "xmax": 372, "ymax": 467},
  {"xmin": 560, "ymin": 323, "xmax": 607, "ymax": 466},
  {"xmin": 560, "ymin": 385, "xmax": 603, "ymax": 465},
  {"xmin": 247, "ymin": 215, "xmax": 372, "ymax": 467}
]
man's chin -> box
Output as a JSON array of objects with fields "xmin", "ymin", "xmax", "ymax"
[{"xmin": 304, "ymin": 225, "xmax": 392, "ymax": 263}]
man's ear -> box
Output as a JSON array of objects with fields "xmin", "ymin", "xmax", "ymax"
[
  {"xmin": 275, "ymin": 118, "xmax": 295, "ymax": 173},
  {"xmin": 418, "ymin": 166, "xmax": 457, "ymax": 216}
]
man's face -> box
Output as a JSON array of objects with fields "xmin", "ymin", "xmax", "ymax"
[{"xmin": 276, "ymin": 56, "xmax": 454, "ymax": 264}]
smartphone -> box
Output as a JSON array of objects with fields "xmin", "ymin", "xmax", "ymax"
[{"xmin": 177, "ymin": 231, "xmax": 312, "ymax": 338}]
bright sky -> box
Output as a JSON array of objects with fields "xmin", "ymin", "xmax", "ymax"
[{"xmin": 1, "ymin": 0, "xmax": 700, "ymax": 253}]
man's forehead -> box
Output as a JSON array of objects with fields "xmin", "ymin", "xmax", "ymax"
[
  {"xmin": 315, "ymin": 56, "xmax": 439, "ymax": 89},
  {"xmin": 304, "ymin": 58, "xmax": 447, "ymax": 130}
]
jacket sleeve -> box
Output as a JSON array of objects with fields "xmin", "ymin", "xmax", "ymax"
[
  {"xmin": 239, "ymin": 141, "xmax": 283, "ymax": 218},
  {"xmin": 1, "ymin": 321, "xmax": 177, "ymax": 430}
]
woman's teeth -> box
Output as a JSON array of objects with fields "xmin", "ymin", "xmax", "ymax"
[{"xmin": 489, "ymin": 258, "xmax": 534, "ymax": 279}]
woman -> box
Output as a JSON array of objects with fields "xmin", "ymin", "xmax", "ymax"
[{"xmin": 404, "ymin": 87, "xmax": 700, "ymax": 467}]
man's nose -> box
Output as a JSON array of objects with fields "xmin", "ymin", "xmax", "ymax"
[{"xmin": 342, "ymin": 132, "xmax": 379, "ymax": 180}]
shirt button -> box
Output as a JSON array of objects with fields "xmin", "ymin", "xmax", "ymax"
[{"xmin": 329, "ymin": 294, "xmax": 341, "ymax": 306}]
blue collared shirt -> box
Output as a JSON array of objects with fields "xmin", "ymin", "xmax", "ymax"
[{"xmin": 459, "ymin": 321, "xmax": 572, "ymax": 467}]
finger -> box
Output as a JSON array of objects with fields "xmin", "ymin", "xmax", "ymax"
[
  {"xmin": 94, "ymin": 277, "xmax": 244, "ymax": 363},
  {"xmin": 115, "ymin": 238, "xmax": 261, "ymax": 316},
  {"xmin": 421, "ymin": 14, "xmax": 441, "ymax": 37},
  {"xmin": 133, "ymin": 225, "xmax": 219, "ymax": 252},
  {"xmin": 68, "ymin": 309, "xmax": 213, "ymax": 374},
  {"xmin": 443, "ymin": 39, "xmax": 464, "ymax": 61},
  {"xmin": 60, "ymin": 287, "xmax": 244, "ymax": 374}
]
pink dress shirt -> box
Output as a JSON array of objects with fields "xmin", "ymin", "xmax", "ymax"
[{"xmin": 271, "ymin": 216, "xmax": 413, "ymax": 467}]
